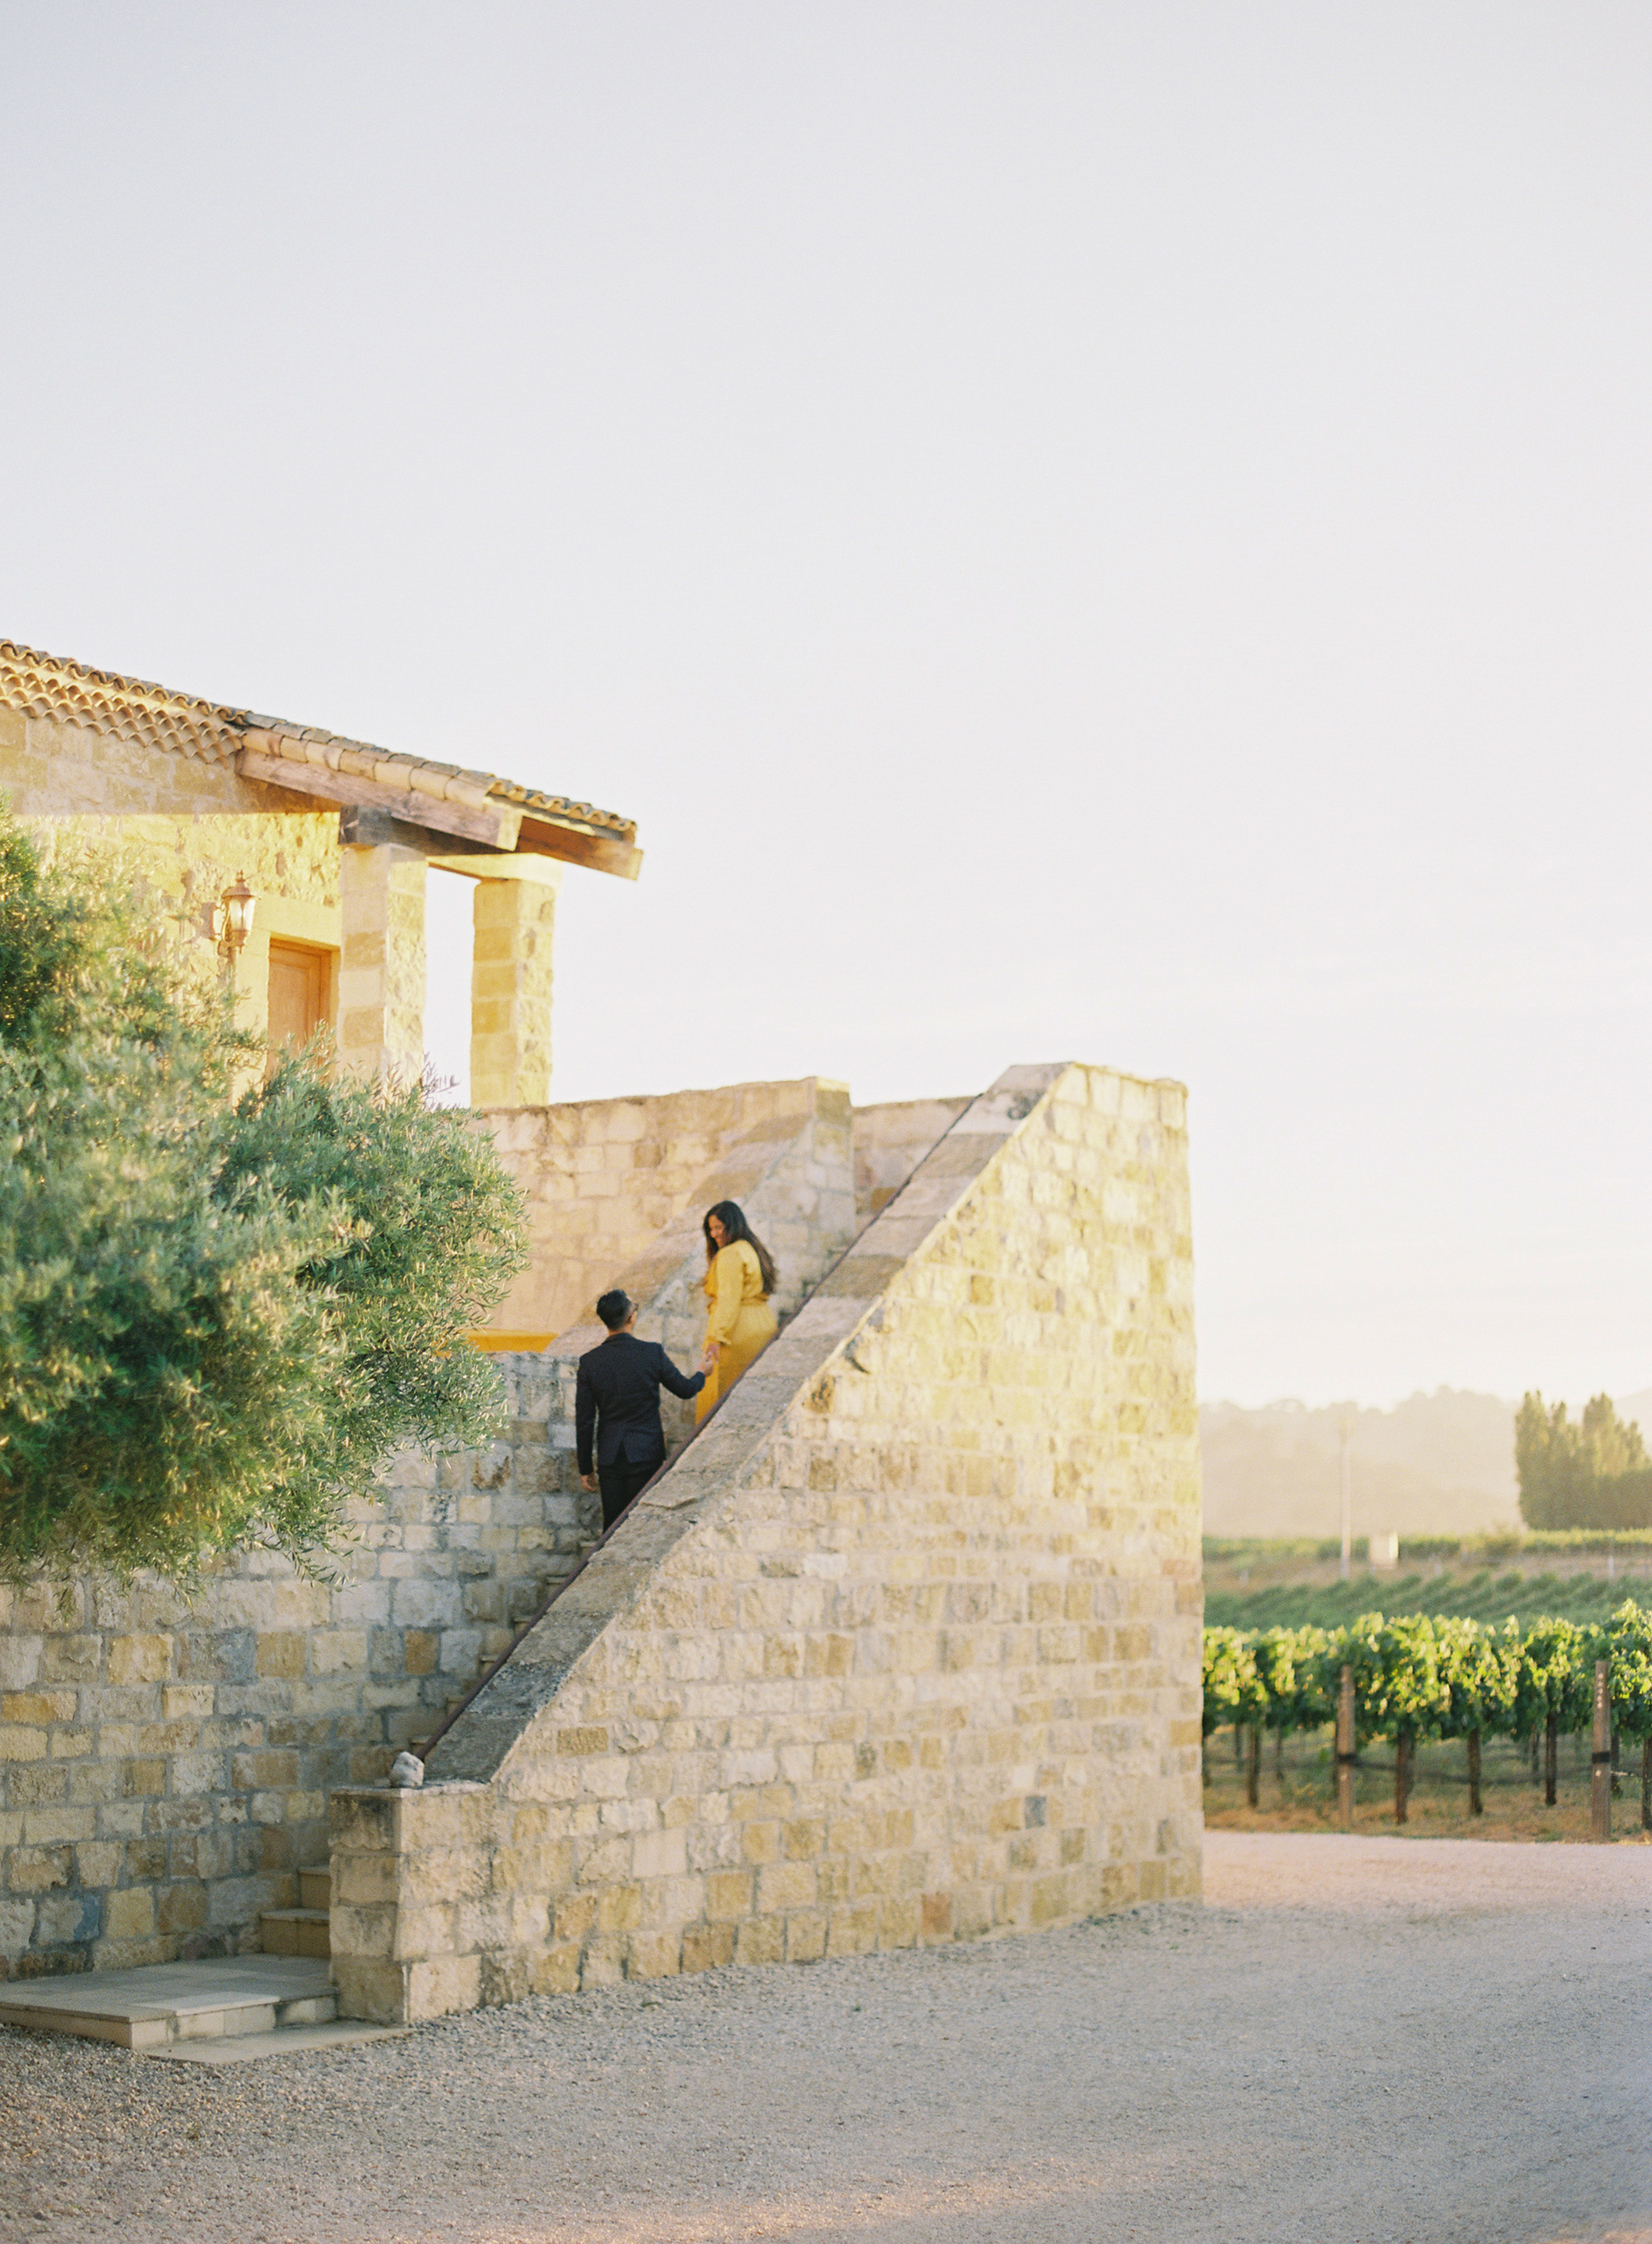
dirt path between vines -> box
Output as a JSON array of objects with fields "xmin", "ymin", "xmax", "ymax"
[{"xmin": 2, "ymin": 1832, "xmax": 1646, "ymax": 2244}]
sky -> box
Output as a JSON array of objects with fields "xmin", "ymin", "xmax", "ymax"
[{"xmin": 2, "ymin": 3, "xmax": 1648, "ymax": 1410}]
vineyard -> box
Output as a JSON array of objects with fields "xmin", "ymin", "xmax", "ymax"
[
  {"xmin": 1205, "ymin": 1561, "xmax": 1647, "ymax": 1633},
  {"xmin": 1202, "ymin": 1598, "xmax": 1652, "ymax": 1831}
]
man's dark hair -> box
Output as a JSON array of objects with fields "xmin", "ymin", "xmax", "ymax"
[{"xmin": 596, "ymin": 1289, "xmax": 632, "ymax": 1332}]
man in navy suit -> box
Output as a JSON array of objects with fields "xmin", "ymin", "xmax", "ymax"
[{"xmin": 576, "ymin": 1290, "xmax": 714, "ymax": 1531}]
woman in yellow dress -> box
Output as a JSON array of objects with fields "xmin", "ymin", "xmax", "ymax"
[{"xmin": 697, "ymin": 1201, "xmax": 779, "ymax": 1421}]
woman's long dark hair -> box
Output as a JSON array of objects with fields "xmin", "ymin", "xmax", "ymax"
[{"xmin": 703, "ymin": 1201, "xmax": 778, "ymax": 1295}]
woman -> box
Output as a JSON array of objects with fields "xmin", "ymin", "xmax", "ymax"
[{"xmin": 697, "ymin": 1201, "xmax": 779, "ymax": 1421}]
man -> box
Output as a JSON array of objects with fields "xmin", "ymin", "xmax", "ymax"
[{"xmin": 576, "ymin": 1290, "xmax": 715, "ymax": 1531}]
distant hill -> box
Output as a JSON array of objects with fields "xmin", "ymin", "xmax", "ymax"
[
  {"xmin": 1617, "ymin": 1389, "xmax": 1652, "ymax": 1436},
  {"xmin": 1200, "ymin": 1390, "xmax": 1519, "ymax": 1539},
  {"xmin": 1201, "ymin": 1386, "xmax": 1652, "ymax": 1540}
]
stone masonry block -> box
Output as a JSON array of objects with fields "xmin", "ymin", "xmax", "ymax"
[
  {"xmin": 334, "ymin": 1957, "xmax": 411, "ymax": 2026},
  {"xmin": 106, "ymin": 1635, "xmax": 173, "ymax": 1686},
  {"xmin": 393, "ymin": 1580, "xmax": 463, "ymax": 1630},
  {"xmin": 104, "ymin": 1886, "xmax": 156, "ymax": 1940},
  {"xmin": 0, "ymin": 1638, "xmax": 43, "ymax": 1691},
  {"xmin": 406, "ymin": 1952, "xmax": 481, "ymax": 2022},
  {"xmin": 255, "ymin": 1634, "xmax": 307, "ymax": 1679}
]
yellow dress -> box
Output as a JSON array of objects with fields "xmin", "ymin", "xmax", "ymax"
[{"xmin": 698, "ymin": 1239, "xmax": 778, "ymax": 1421}]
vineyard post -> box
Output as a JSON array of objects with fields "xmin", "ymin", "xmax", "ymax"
[
  {"xmin": 1590, "ymin": 1661, "xmax": 1611, "ymax": 1842},
  {"xmin": 1642, "ymin": 1738, "xmax": 1651, "ymax": 1834},
  {"xmin": 1336, "ymin": 1663, "xmax": 1355, "ymax": 1831},
  {"xmin": 1467, "ymin": 1728, "xmax": 1483, "ymax": 1817},
  {"xmin": 1544, "ymin": 1714, "xmax": 1558, "ymax": 1809},
  {"xmin": 1395, "ymin": 1729, "xmax": 1412, "ymax": 1826},
  {"xmin": 1246, "ymin": 1725, "xmax": 1262, "ymax": 1809}
]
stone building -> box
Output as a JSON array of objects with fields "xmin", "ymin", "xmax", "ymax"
[
  {"xmin": 0, "ymin": 637, "xmax": 639, "ymax": 1106},
  {"xmin": 0, "ymin": 641, "xmax": 1203, "ymax": 2003}
]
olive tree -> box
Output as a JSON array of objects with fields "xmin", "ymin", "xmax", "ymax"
[{"xmin": 0, "ymin": 811, "xmax": 524, "ymax": 1582}]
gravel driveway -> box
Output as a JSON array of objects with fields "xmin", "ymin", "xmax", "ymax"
[{"xmin": 2, "ymin": 1833, "xmax": 1646, "ymax": 2244}]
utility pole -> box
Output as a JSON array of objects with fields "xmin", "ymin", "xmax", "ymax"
[{"xmin": 1339, "ymin": 1415, "xmax": 1352, "ymax": 1581}]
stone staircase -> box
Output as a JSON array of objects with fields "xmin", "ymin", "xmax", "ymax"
[
  {"xmin": 259, "ymin": 1863, "xmax": 332, "ymax": 1959},
  {"xmin": 0, "ymin": 1954, "xmax": 395, "ymax": 2060},
  {"xmin": 0, "ymin": 1863, "xmax": 412, "ymax": 2062}
]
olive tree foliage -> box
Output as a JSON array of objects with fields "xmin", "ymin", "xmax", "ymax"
[{"xmin": 0, "ymin": 812, "xmax": 526, "ymax": 1583}]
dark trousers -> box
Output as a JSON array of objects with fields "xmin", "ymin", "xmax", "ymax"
[{"xmin": 597, "ymin": 1450, "xmax": 663, "ymax": 1532}]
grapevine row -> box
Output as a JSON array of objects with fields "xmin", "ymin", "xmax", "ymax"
[{"xmin": 1202, "ymin": 1599, "xmax": 1652, "ymax": 1823}]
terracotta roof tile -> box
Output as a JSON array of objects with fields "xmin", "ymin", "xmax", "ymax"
[{"xmin": 0, "ymin": 639, "xmax": 635, "ymax": 843}]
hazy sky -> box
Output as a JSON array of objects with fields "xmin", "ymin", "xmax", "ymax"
[{"xmin": 3, "ymin": 4, "xmax": 1648, "ymax": 1408}]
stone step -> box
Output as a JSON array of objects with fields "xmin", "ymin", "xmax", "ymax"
[
  {"xmin": 299, "ymin": 1863, "xmax": 332, "ymax": 1911},
  {"xmin": 149, "ymin": 2017, "xmax": 405, "ymax": 2066},
  {"xmin": 259, "ymin": 1907, "xmax": 331, "ymax": 1959},
  {"xmin": 0, "ymin": 1956, "xmax": 337, "ymax": 2051}
]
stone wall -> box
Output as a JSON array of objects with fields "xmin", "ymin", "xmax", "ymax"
[
  {"xmin": 0, "ymin": 705, "xmax": 345, "ymax": 1053},
  {"xmin": 0, "ymin": 1358, "xmax": 582, "ymax": 1981},
  {"xmin": 479, "ymin": 1078, "xmax": 857, "ymax": 1339},
  {"xmin": 517, "ymin": 1075, "xmax": 866, "ymax": 1468},
  {"xmin": 850, "ymin": 1095, "xmax": 971, "ymax": 1220},
  {"xmin": 329, "ymin": 1063, "xmax": 1202, "ymax": 2024},
  {"xmin": 0, "ymin": 1073, "xmax": 896, "ymax": 1983},
  {"xmin": 0, "ymin": 1068, "xmax": 871, "ymax": 1983}
]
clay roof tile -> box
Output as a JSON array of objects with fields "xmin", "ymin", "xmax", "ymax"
[{"xmin": 0, "ymin": 639, "xmax": 637, "ymax": 845}]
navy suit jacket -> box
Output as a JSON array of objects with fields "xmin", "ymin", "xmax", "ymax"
[{"xmin": 575, "ymin": 1332, "xmax": 705, "ymax": 1474}]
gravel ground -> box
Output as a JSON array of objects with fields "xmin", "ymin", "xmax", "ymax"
[{"xmin": 1, "ymin": 1833, "xmax": 1646, "ymax": 2244}]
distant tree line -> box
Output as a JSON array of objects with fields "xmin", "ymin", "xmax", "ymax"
[{"xmin": 1515, "ymin": 1392, "xmax": 1652, "ymax": 1530}]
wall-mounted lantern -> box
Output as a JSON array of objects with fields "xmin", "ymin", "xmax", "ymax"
[{"xmin": 217, "ymin": 874, "xmax": 257, "ymax": 962}]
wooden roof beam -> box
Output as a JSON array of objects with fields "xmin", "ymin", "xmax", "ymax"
[
  {"xmin": 240, "ymin": 752, "xmax": 643, "ymax": 878},
  {"xmin": 240, "ymin": 746, "xmax": 520, "ymax": 850}
]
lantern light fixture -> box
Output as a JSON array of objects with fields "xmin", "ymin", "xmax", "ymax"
[{"xmin": 218, "ymin": 873, "xmax": 256, "ymax": 960}]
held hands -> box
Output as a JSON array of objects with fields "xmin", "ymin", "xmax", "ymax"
[{"xmin": 698, "ymin": 1344, "xmax": 719, "ymax": 1377}]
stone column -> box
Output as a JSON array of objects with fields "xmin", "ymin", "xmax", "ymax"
[
  {"xmin": 339, "ymin": 843, "xmax": 427, "ymax": 1083},
  {"xmin": 470, "ymin": 867, "xmax": 560, "ymax": 1109},
  {"xmin": 329, "ymin": 1782, "xmax": 493, "ymax": 2025}
]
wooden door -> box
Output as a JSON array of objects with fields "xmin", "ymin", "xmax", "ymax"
[{"xmin": 266, "ymin": 940, "xmax": 330, "ymax": 1067}]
